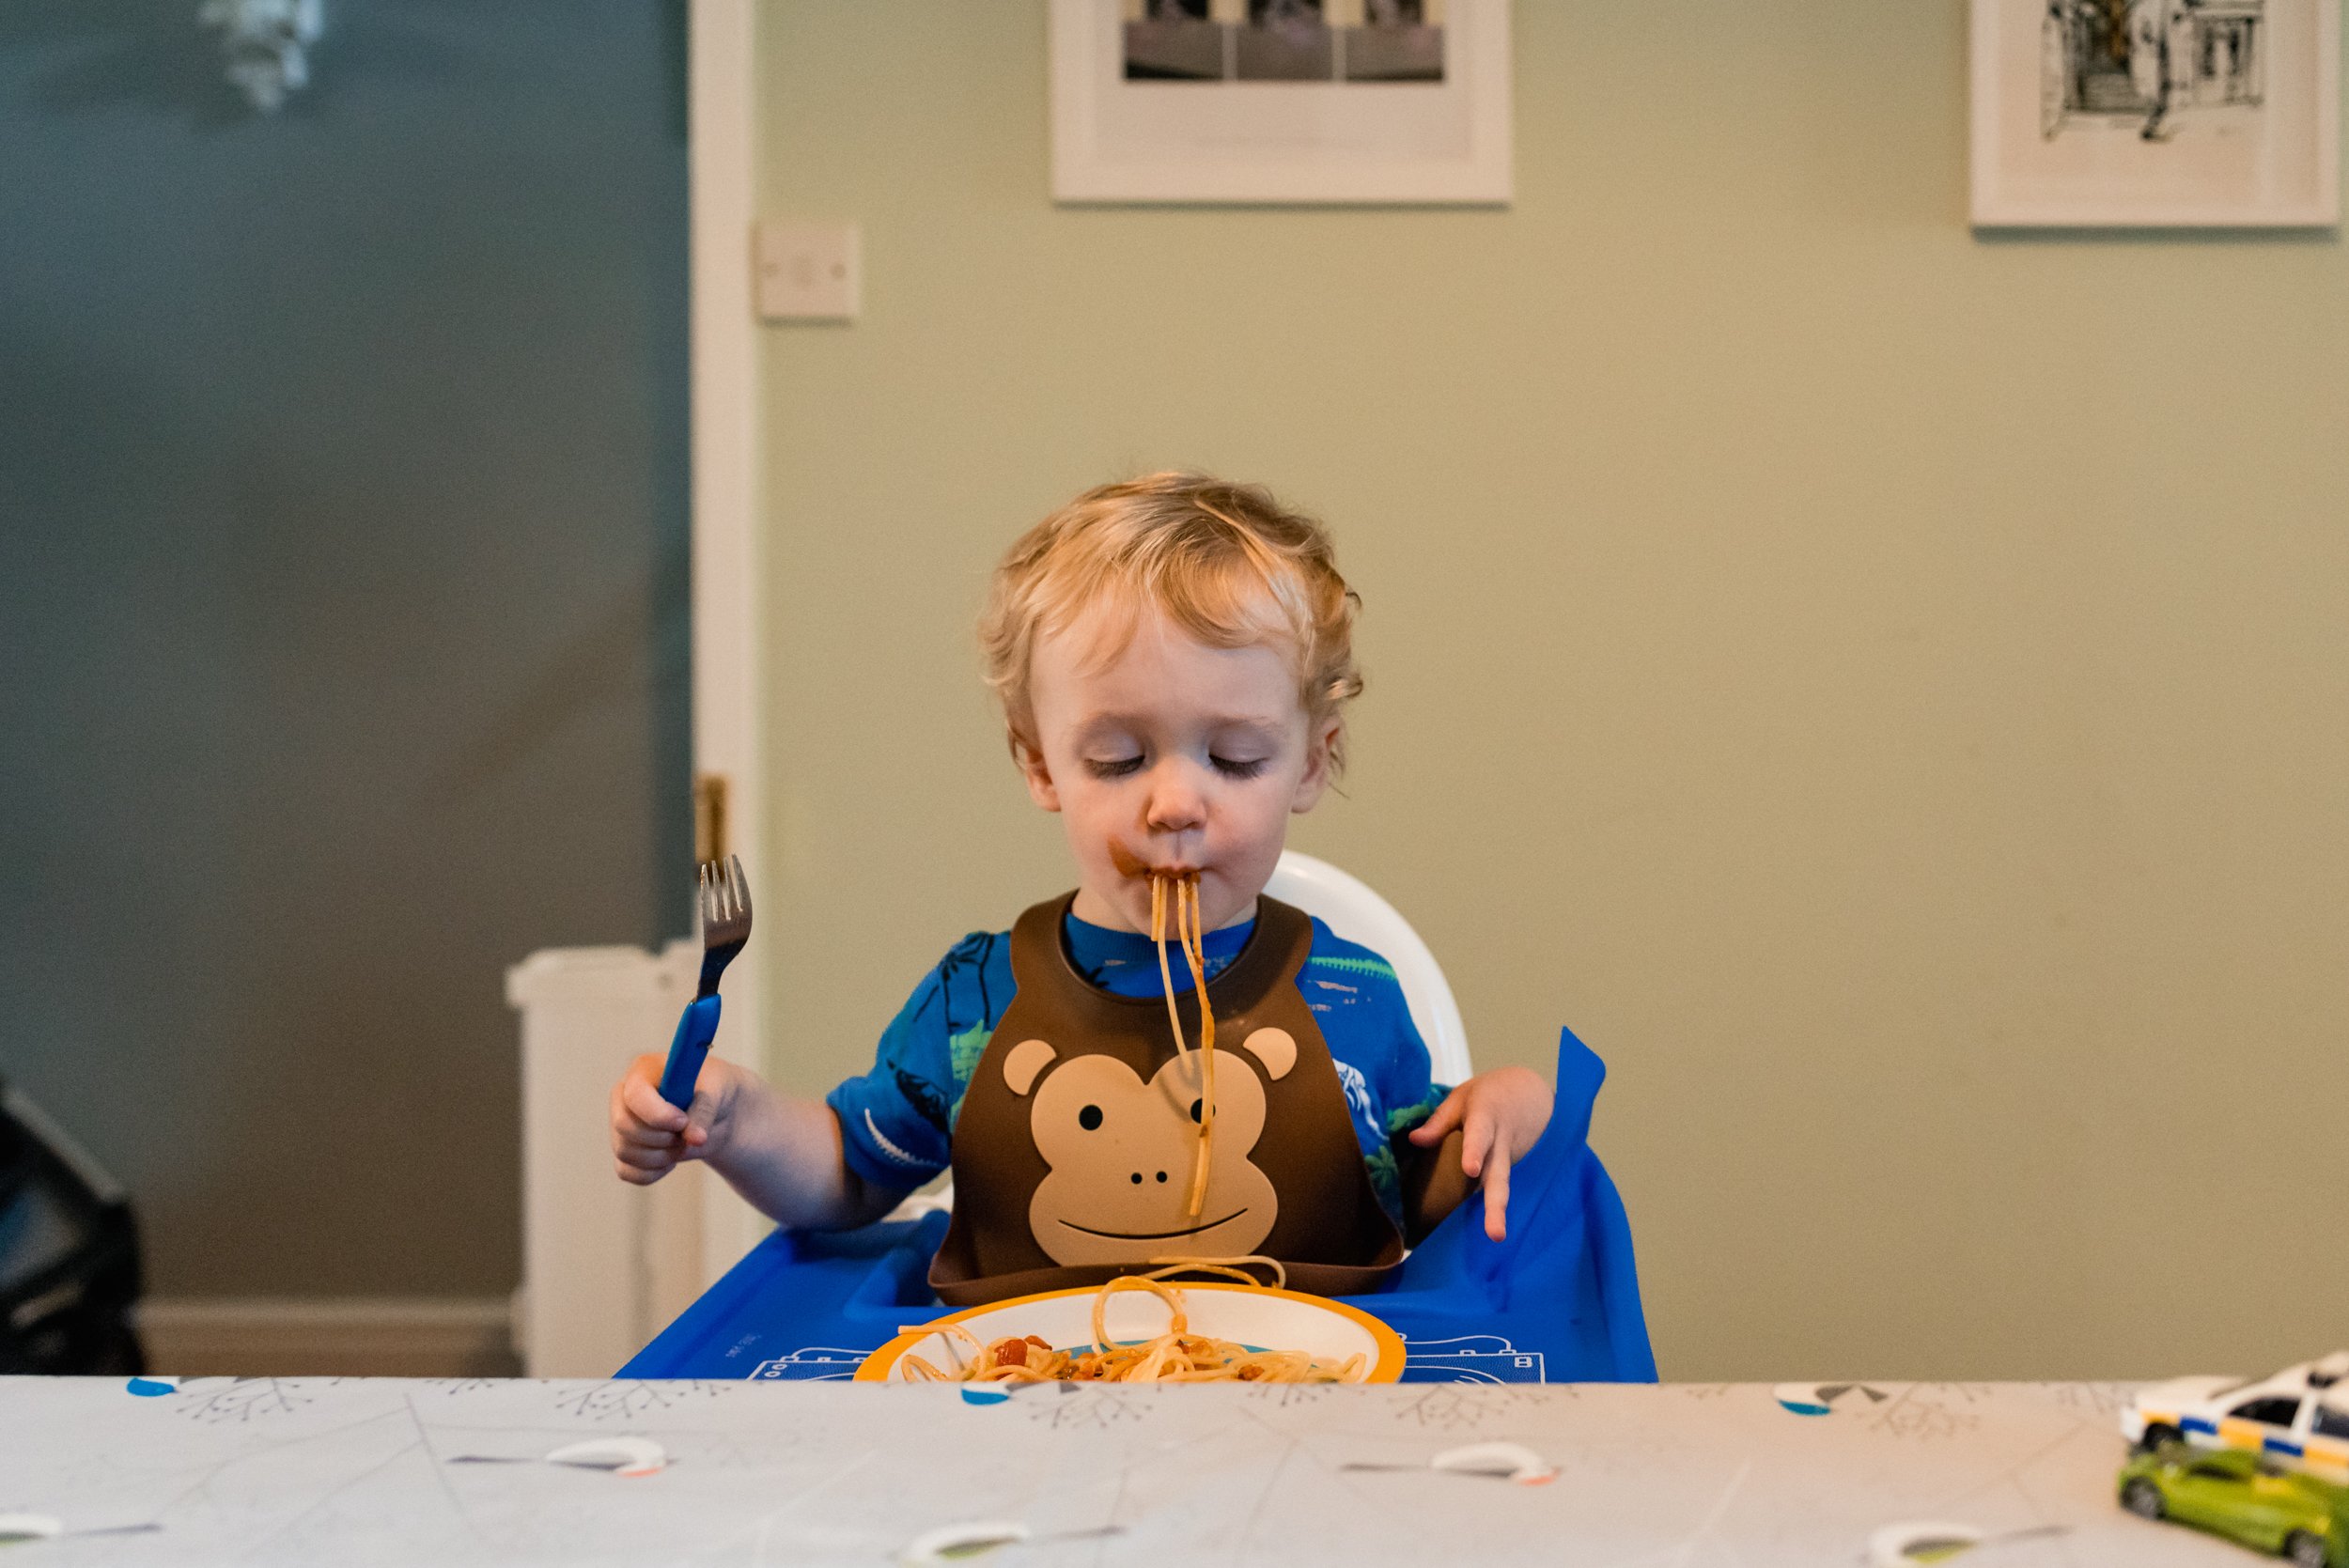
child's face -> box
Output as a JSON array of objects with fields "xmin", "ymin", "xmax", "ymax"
[{"xmin": 1019, "ymin": 602, "xmax": 1338, "ymax": 935}]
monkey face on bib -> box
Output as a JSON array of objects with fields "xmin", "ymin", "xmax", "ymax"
[{"xmin": 1001, "ymin": 1028, "xmax": 1299, "ymax": 1266}]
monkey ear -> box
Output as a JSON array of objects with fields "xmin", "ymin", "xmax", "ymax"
[
  {"xmin": 1236, "ymin": 1027, "xmax": 1297, "ymax": 1081},
  {"xmin": 1003, "ymin": 1038, "xmax": 1057, "ymax": 1096}
]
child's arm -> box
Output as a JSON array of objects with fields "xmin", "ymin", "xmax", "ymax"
[
  {"xmin": 1405, "ymin": 1066, "xmax": 1552, "ymax": 1243},
  {"xmin": 609, "ymin": 1054, "xmax": 909, "ymax": 1231}
]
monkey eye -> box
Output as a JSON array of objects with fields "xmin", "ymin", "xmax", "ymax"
[
  {"xmin": 1079, "ymin": 1104, "xmax": 1103, "ymax": 1130},
  {"xmin": 1189, "ymin": 1098, "xmax": 1203, "ymax": 1124}
]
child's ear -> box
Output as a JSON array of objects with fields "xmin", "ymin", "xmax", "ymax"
[
  {"xmin": 1011, "ymin": 729, "xmax": 1063, "ymax": 813},
  {"xmin": 1290, "ymin": 716, "xmax": 1343, "ymax": 814}
]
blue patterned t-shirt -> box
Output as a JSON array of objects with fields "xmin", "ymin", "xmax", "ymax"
[{"xmin": 826, "ymin": 908, "xmax": 1450, "ymax": 1221}]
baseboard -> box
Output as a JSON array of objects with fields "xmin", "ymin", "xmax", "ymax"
[{"xmin": 135, "ymin": 1296, "xmax": 519, "ymax": 1378}]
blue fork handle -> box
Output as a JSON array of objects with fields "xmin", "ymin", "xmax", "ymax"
[{"xmin": 657, "ymin": 994, "xmax": 723, "ymax": 1110}]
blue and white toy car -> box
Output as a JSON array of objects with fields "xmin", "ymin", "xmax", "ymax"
[{"xmin": 2125, "ymin": 1354, "xmax": 2349, "ymax": 1483}]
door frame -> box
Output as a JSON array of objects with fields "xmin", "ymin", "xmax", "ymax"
[{"xmin": 688, "ymin": 0, "xmax": 770, "ymax": 1282}]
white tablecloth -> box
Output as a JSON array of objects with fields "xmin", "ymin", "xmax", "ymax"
[{"xmin": 1, "ymin": 1376, "xmax": 2253, "ymax": 1564}]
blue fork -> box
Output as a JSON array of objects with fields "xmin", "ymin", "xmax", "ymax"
[{"xmin": 656, "ymin": 855, "xmax": 753, "ymax": 1110}]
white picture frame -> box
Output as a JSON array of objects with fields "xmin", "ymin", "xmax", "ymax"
[
  {"xmin": 1050, "ymin": 0, "xmax": 1512, "ymax": 206},
  {"xmin": 1970, "ymin": 0, "xmax": 2339, "ymax": 226}
]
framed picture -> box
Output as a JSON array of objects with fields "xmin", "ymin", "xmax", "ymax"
[
  {"xmin": 1970, "ymin": 0, "xmax": 2339, "ymax": 226},
  {"xmin": 1050, "ymin": 0, "xmax": 1512, "ymax": 205}
]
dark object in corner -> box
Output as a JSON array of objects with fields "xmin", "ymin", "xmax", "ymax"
[{"xmin": 0, "ymin": 1078, "xmax": 146, "ymax": 1374}]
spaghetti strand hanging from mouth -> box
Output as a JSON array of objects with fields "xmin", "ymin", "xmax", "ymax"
[
  {"xmin": 1176, "ymin": 876, "xmax": 1216, "ymax": 1219},
  {"xmin": 1150, "ymin": 873, "xmax": 1190, "ymax": 1065},
  {"xmin": 1148, "ymin": 871, "xmax": 1219, "ymax": 1220}
]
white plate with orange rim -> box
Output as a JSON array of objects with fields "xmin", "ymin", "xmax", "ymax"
[{"xmin": 856, "ymin": 1281, "xmax": 1408, "ymax": 1384}]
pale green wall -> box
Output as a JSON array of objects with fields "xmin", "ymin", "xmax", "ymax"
[{"xmin": 754, "ymin": 2, "xmax": 2348, "ymax": 1380}]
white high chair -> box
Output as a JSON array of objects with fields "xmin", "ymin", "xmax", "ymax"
[
  {"xmin": 1265, "ymin": 849, "xmax": 1471, "ymax": 1085},
  {"xmin": 887, "ymin": 852, "xmax": 1467, "ymax": 1219}
]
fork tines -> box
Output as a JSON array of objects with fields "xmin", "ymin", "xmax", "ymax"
[
  {"xmin": 694, "ymin": 855, "xmax": 752, "ymax": 999},
  {"xmin": 697, "ymin": 854, "xmax": 752, "ymax": 939}
]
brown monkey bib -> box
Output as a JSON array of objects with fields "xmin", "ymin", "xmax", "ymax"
[{"xmin": 929, "ymin": 893, "xmax": 1408, "ymax": 1306}]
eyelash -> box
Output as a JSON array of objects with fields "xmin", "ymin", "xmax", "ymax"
[{"xmin": 1083, "ymin": 755, "xmax": 1269, "ymax": 781}]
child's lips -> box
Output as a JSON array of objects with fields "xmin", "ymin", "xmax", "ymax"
[{"xmin": 1108, "ymin": 843, "xmax": 1206, "ymax": 880}]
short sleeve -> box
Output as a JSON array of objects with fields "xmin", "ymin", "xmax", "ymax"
[
  {"xmin": 1296, "ymin": 920, "xmax": 1448, "ymax": 1141},
  {"xmin": 1376, "ymin": 980, "xmax": 1449, "ymax": 1140},
  {"xmin": 827, "ymin": 930, "xmax": 1010, "ymax": 1192}
]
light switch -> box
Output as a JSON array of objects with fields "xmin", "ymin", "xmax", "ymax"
[{"xmin": 754, "ymin": 221, "xmax": 860, "ymax": 321}]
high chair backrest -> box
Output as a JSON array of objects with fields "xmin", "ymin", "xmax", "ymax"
[{"xmin": 1264, "ymin": 850, "xmax": 1472, "ymax": 1086}]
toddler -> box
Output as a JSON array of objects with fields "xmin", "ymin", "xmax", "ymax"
[{"xmin": 610, "ymin": 473, "xmax": 1551, "ymax": 1302}]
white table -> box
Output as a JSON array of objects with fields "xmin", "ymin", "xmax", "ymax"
[{"xmin": 1, "ymin": 1376, "xmax": 2258, "ymax": 1564}]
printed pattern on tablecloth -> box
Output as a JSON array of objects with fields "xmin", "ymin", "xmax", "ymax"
[{"xmin": 0, "ymin": 1375, "xmax": 2246, "ymax": 1566}]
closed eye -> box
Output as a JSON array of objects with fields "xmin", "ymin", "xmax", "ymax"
[
  {"xmin": 1211, "ymin": 755, "xmax": 1268, "ymax": 780},
  {"xmin": 1086, "ymin": 755, "xmax": 1145, "ymax": 779}
]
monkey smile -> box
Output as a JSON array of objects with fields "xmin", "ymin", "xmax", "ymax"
[{"xmin": 1059, "ymin": 1209, "xmax": 1247, "ymax": 1242}]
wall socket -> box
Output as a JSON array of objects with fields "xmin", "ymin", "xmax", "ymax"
[{"xmin": 754, "ymin": 221, "xmax": 860, "ymax": 322}]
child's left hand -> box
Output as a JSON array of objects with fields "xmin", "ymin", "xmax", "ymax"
[{"xmin": 1406, "ymin": 1066, "xmax": 1552, "ymax": 1242}]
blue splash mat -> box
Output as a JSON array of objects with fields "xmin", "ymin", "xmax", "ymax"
[{"xmin": 620, "ymin": 1028, "xmax": 1654, "ymax": 1387}]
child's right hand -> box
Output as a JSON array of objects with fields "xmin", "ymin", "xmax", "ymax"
[{"xmin": 610, "ymin": 1052, "xmax": 740, "ymax": 1185}]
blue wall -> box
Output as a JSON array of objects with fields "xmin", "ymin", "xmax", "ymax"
[{"xmin": 0, "ymin": 0, "xmax": 690, "ymax": 1298}]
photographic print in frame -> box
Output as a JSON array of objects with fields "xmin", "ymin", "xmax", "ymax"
[
  {"xmin": 1971, "ymin": 0, "xmax": 2339, "ymax": 225},
  {"xmin": 1053, "ymin": 0, "xmax": 1511, "ymax": 204}
]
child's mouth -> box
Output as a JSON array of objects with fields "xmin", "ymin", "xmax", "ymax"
[{"xmin": 1108, "ymin": 843, "xmax": 1205, "ymax": 881}]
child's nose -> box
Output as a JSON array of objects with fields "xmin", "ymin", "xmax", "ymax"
[{"xmin": 1143, "ymin": 763, "xmax": 1206, "ymax": 833}]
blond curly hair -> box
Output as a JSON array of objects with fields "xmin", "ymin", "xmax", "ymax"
[{"xmin": 979, "ymin": 472, "xmax": 1363, "ymax": 771}]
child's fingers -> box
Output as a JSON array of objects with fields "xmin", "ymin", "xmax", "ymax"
[
  {"xmin": 614, "ymin": 1142, "xmax": 677, "ymax": 1185},
  {"xmin": 609, "ymin": 1086, "xmax": 680, "ymax": 1150},
  {"xmin": 619, "ymin": 1057, "xmax": 690, "ymax": 1131},
  {"xmin": 614, "ymin": 1157, "xmax": 668, "ymax": 1187},
  {"xmin": 1458, "ymin": 1103, "xmax": 1494, "ymax": 1178},
  {"xmin": 1405, "ymin": 1086, "xmax": 1469, "ymax": 1145},
  {"xmin": 679, "ymin": 1089, "xmax": 724, "ymax": 1160},
  {"xmin": 1481, "ymin": 1131, "xmax": 1514, "ymax": 1242}
]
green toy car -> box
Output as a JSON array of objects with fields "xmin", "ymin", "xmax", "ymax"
[{"xmin": 2120, "ymin": 1443, "xmax": 2349, "ymax": 1567}]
